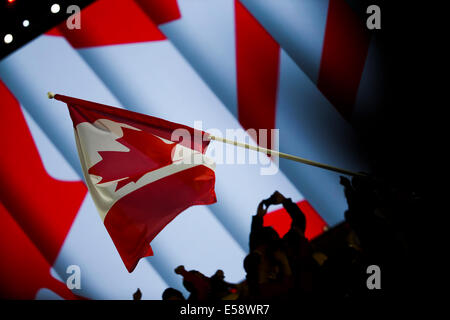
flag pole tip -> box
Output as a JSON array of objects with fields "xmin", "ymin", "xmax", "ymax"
[{"xmin": 47, "ymin": 92, "xmax": 55, "ymax": 99}]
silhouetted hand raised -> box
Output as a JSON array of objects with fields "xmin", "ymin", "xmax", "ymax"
[
  {"xmin": 133, "ymin": 288, "xmax": 142, "ymax": 300},
  {"xmin": 271, "ymin": 191, "xmax": 286, "ymax": 204},
  {"xmin": 256, "ymin": 201, "xmax": 268, "ymax": 217},
  {"xmin": 175, "ymin": 265, "xmax": 186, "ymax": 275}
]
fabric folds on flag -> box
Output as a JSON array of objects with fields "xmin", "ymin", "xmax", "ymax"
[{"xmin": 55, "ymin": 94, "xmax": 217, "ymax": 272}]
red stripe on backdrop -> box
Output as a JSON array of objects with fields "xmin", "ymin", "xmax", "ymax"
[
  {"xmin": 45, "ymin": 26, "xmax": 62, "ymax": 37},
  {"xmin": 263, "ymin": 200, "xmax": 327, "ymax": 240},
  {"xmin": 134, "ymin": 0, "xmax": 181, "ymax": 25},
  {"xmin": 0, "ymin": 81, "xmax": 87, "ymax": 266},
  {"xmin": 318, "ymin": 0, "xmax": 371, "ymax": 120},
  {"xmin": 235, "ymin": 0, "xmax": 280, "ymax": 149},
  {"xmin": 57, "ymin": 0, "xmax": 165, "ymax": 48},
  {"xmin": 104, "ymin": 165, "xmax": 216, "ymax": 272},
  {"xmin": 0, "ymin": 203, "xmax": 85, "ymax": 300},
  {"xmin": 235, "ymin": 1, "xmax": 327, "ymax": 239}
]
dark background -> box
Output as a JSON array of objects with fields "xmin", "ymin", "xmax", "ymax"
[{"xmin": 0, "ymin": 0, "xmax": 94, "ymax": 60}]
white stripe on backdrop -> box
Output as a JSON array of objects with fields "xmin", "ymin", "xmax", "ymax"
[
  {"xmin": 239, "ymin": 0, "xmax": 382, "ymax": 126},
  {"xmin": 240, "ymin": 0, "xmax": 329, "ymax": 83},
  {"xmin": 155, "ymin": 0, "xmax": 239, "ymax": 117}
]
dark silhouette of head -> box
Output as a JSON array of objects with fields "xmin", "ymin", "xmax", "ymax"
[
  {"xmin": 162, "ymin": 287, "xmax": 185, "ymax": 300},
  {"xmin": 257, "ymin": 226, "xmax": 280, "ymax": 249},
  {"xmin": 244, "ymin": 251, "xmax": 261, "ymax": 280}
]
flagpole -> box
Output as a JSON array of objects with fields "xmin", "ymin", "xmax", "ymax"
[{"xmin": 209, "ymin": 135, "xmax": 367, "ymax": 177}]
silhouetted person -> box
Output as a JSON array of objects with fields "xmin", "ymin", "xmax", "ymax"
[
  {"xmin": 239, "ymin": 251, "xmax": 261, "ymax": 300},
  {"xmin": 210, "ymin": 269, "xmax": 237, "ymax": 300},
  {"xmin": 249, "ymin": 199, "xmax": 280, "ymax": 253},
  {"xmin": 262, "ymin": 191, "xmax": 317, "ymax": 295},
  {"xmin": 339, "ymin": 174, "xmax": 420, "ymax": 295},
  {"xmin": 174, "ymin": 265, "xmax": 211, "ymax": 301},
  {"xmin": 239, "ymin": 249, "xmax": 293, "ymax": 300},
  {"xmin": 162, "ymin": 288, "xmax": 185, "ymax": 300}
]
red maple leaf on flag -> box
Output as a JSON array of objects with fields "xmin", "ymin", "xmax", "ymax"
[{"xmin": 88, "ymin": 127, "xmax": 176, "ymax": 191}]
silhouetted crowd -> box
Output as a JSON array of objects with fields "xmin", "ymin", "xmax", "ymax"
[{"xmin": 133, "ymin": 174, "xmax": 423, "ymax": 300}]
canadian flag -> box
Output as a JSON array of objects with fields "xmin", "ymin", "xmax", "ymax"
[{"xmin": 55, "ymin": 94, "xmax": 217, "ymax": 272}]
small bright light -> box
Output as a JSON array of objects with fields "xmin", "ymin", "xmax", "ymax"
[
  {"xmin": 22, "ymin": 20, "xmax": 30, "ymax": 27},
  {"xmin": 50, "ymin": 3, "xmax": 60, "ymax": 13},
  {"xmin": 4, "ymin": 34, "xmax": 13, "ymax": 44},
  {"xmin": 8, "ymin": 0, "xmax": 16, "ymax": 4}
]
